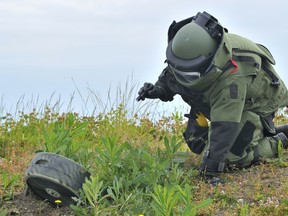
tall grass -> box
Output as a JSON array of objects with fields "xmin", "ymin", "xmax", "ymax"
[
  {"xmin": 0, "ymin": 75, "xmax": 189, "ymax": 123},
  {"xmin": 2, "ymin": 76, "xmax": 288, "ymax": 215},
  {"xmin": 0, "ymin": 76, "xmax": 199, "ymax": 215}
]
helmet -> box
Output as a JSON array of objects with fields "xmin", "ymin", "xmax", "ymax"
[
  {"xmin": 166, "ymin": 11, "xmax": 224, "ymax": 81},
  {"xmin": 171, "ymin": 22, "xmax": 217, "ymax": 60}
]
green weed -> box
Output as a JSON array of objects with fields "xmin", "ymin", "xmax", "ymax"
[
  {"xmin": 69, "ymin": 135, "xmax": 201, "ymax": 215},
  {"xmin": 0, "ymin": 173, "xmax": 20, "ymax": 206},
  {"xmin": 0, "ymin": 208, "xmax": 7, "ymax": 216},
  {"xmin": 1, "ymin": 82, "xmax": 288, "ymax": 215},
  {"xmin": 150, "ymin": 184, "xmax": 212, "ymax": 216}
]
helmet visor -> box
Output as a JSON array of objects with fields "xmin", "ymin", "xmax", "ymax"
[{"xmin": 169, "ymin": 65, "xmax": 201, "ymax": 83}]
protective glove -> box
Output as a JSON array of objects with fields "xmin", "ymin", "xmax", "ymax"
[
  {"xmin": 183, "ymin": 119, "xmax": 208, "ymax": 154},
  {"xmin": 136, "ymin": 82, "xmax": 164, "ymax": 101}
]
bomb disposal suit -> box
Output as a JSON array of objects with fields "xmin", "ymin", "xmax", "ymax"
[{"xmin": 137, "ymin": 12, "xmax": 288, "ymax": 179}]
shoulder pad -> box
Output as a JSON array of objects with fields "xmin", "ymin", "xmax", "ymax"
[
  {"xmin": 227, "ymin": 34, "xmax": 276, "ymax": 65},
  {"xmin": 256, "ymin": 44, "xmax": 275, "ymax": 65}
]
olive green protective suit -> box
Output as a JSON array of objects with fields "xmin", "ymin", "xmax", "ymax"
[{"xmin": 155, "ymin": 31, "xmax": 288, "ymax": 174}]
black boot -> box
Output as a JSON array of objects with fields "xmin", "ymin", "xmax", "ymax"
[
  {"xmin": 276, "ymin": 132, "xmax": 288, "ymax": 149},
  {"xmin": 275, "ymin": 123, "xmax": 288, "ymax": 138}
]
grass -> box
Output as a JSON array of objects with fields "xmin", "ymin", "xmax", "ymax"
[{"xmin": 1, "ymin": 82, "xmax": 288, "ymax": 215}]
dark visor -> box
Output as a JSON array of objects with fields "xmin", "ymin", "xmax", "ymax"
[{"xmin": 169, "ymin": 65, "xmax": 201, "ymax": 83}]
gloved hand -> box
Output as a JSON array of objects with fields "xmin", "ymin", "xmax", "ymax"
[
  {"xmin": 136, "ymin": 83, "xmax": 164, "ymax": 101},
  {"xmin": 183, "ymin": 118, "xmax": 208, "ymax": 154}
]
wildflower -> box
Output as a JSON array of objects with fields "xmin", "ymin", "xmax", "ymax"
[{"xmin": 55, "ymin": 200, "xmax": 62, "ymax": 204}]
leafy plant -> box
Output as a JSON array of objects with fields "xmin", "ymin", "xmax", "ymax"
[
  {"xmin": 150, "ymin": 184, "xmax": 212, "ymax": 216},
  {"xmin": 237, "ymin": 201, "xmax": 250, "ymax": 216},
  {"xmin": 41, "ymin": 113, "xmax": 90, "ymax": 165},
  {"xmin": 94, "ymin": 136, "xmax": 129, "ymax": 180},
  {"xmin": 150, "ymin": 185, "xmax": 180, "ymax": 216},
  {"xmin": 0, "ymin": 208, "xmax": 7, "ymax": 216},
  {"xmin": 0, "ymin": 173, "xmax": 20, "ymax": 204},
  {"xmin": 106, "ymin": 176, "xmax": 135, "ymax": 213},
  {"xmin": 71, "ymin": 175, "xmax": 109, "ymax": 216}
]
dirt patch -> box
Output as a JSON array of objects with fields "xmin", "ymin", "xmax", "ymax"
[{"xmin": 3, "ymin": 188, "xmax": 74, "ymax": 216}]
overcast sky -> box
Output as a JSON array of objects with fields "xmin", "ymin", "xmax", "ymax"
[{"xmin": 1, "ymin": 0, "xmax": 288, "ymax": 115}]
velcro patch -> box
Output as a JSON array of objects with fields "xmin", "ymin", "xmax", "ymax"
[{"xmin": 230, "ymin": 84, "xmax": 238, "ymax": 99}]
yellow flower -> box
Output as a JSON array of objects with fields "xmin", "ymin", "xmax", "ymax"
[{"xmin": 55, "ymin": 200, "xmax": 62, "ymax": 204}]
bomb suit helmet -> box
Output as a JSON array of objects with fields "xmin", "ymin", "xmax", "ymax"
[{"xmin": 166, "ymin": 11, "xmax": 224, "ymax": 82}]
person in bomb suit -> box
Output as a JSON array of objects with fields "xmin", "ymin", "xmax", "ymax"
[{"xmin": 137, "ymin": 11, "xmax": 288, "ymax": 185}]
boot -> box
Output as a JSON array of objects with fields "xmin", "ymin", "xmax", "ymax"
[
  {"xmin": 275, "ymin": 123, "xmax": 288, "ymax": 138},
  {"xmin": 276, "ymin": 132, "xmax": 288, "ymax": 149}
]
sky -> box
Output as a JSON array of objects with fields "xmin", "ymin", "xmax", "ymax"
[{"xmin": 1, "ymin": 0, "xmax": 288, "ymax": 116}]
